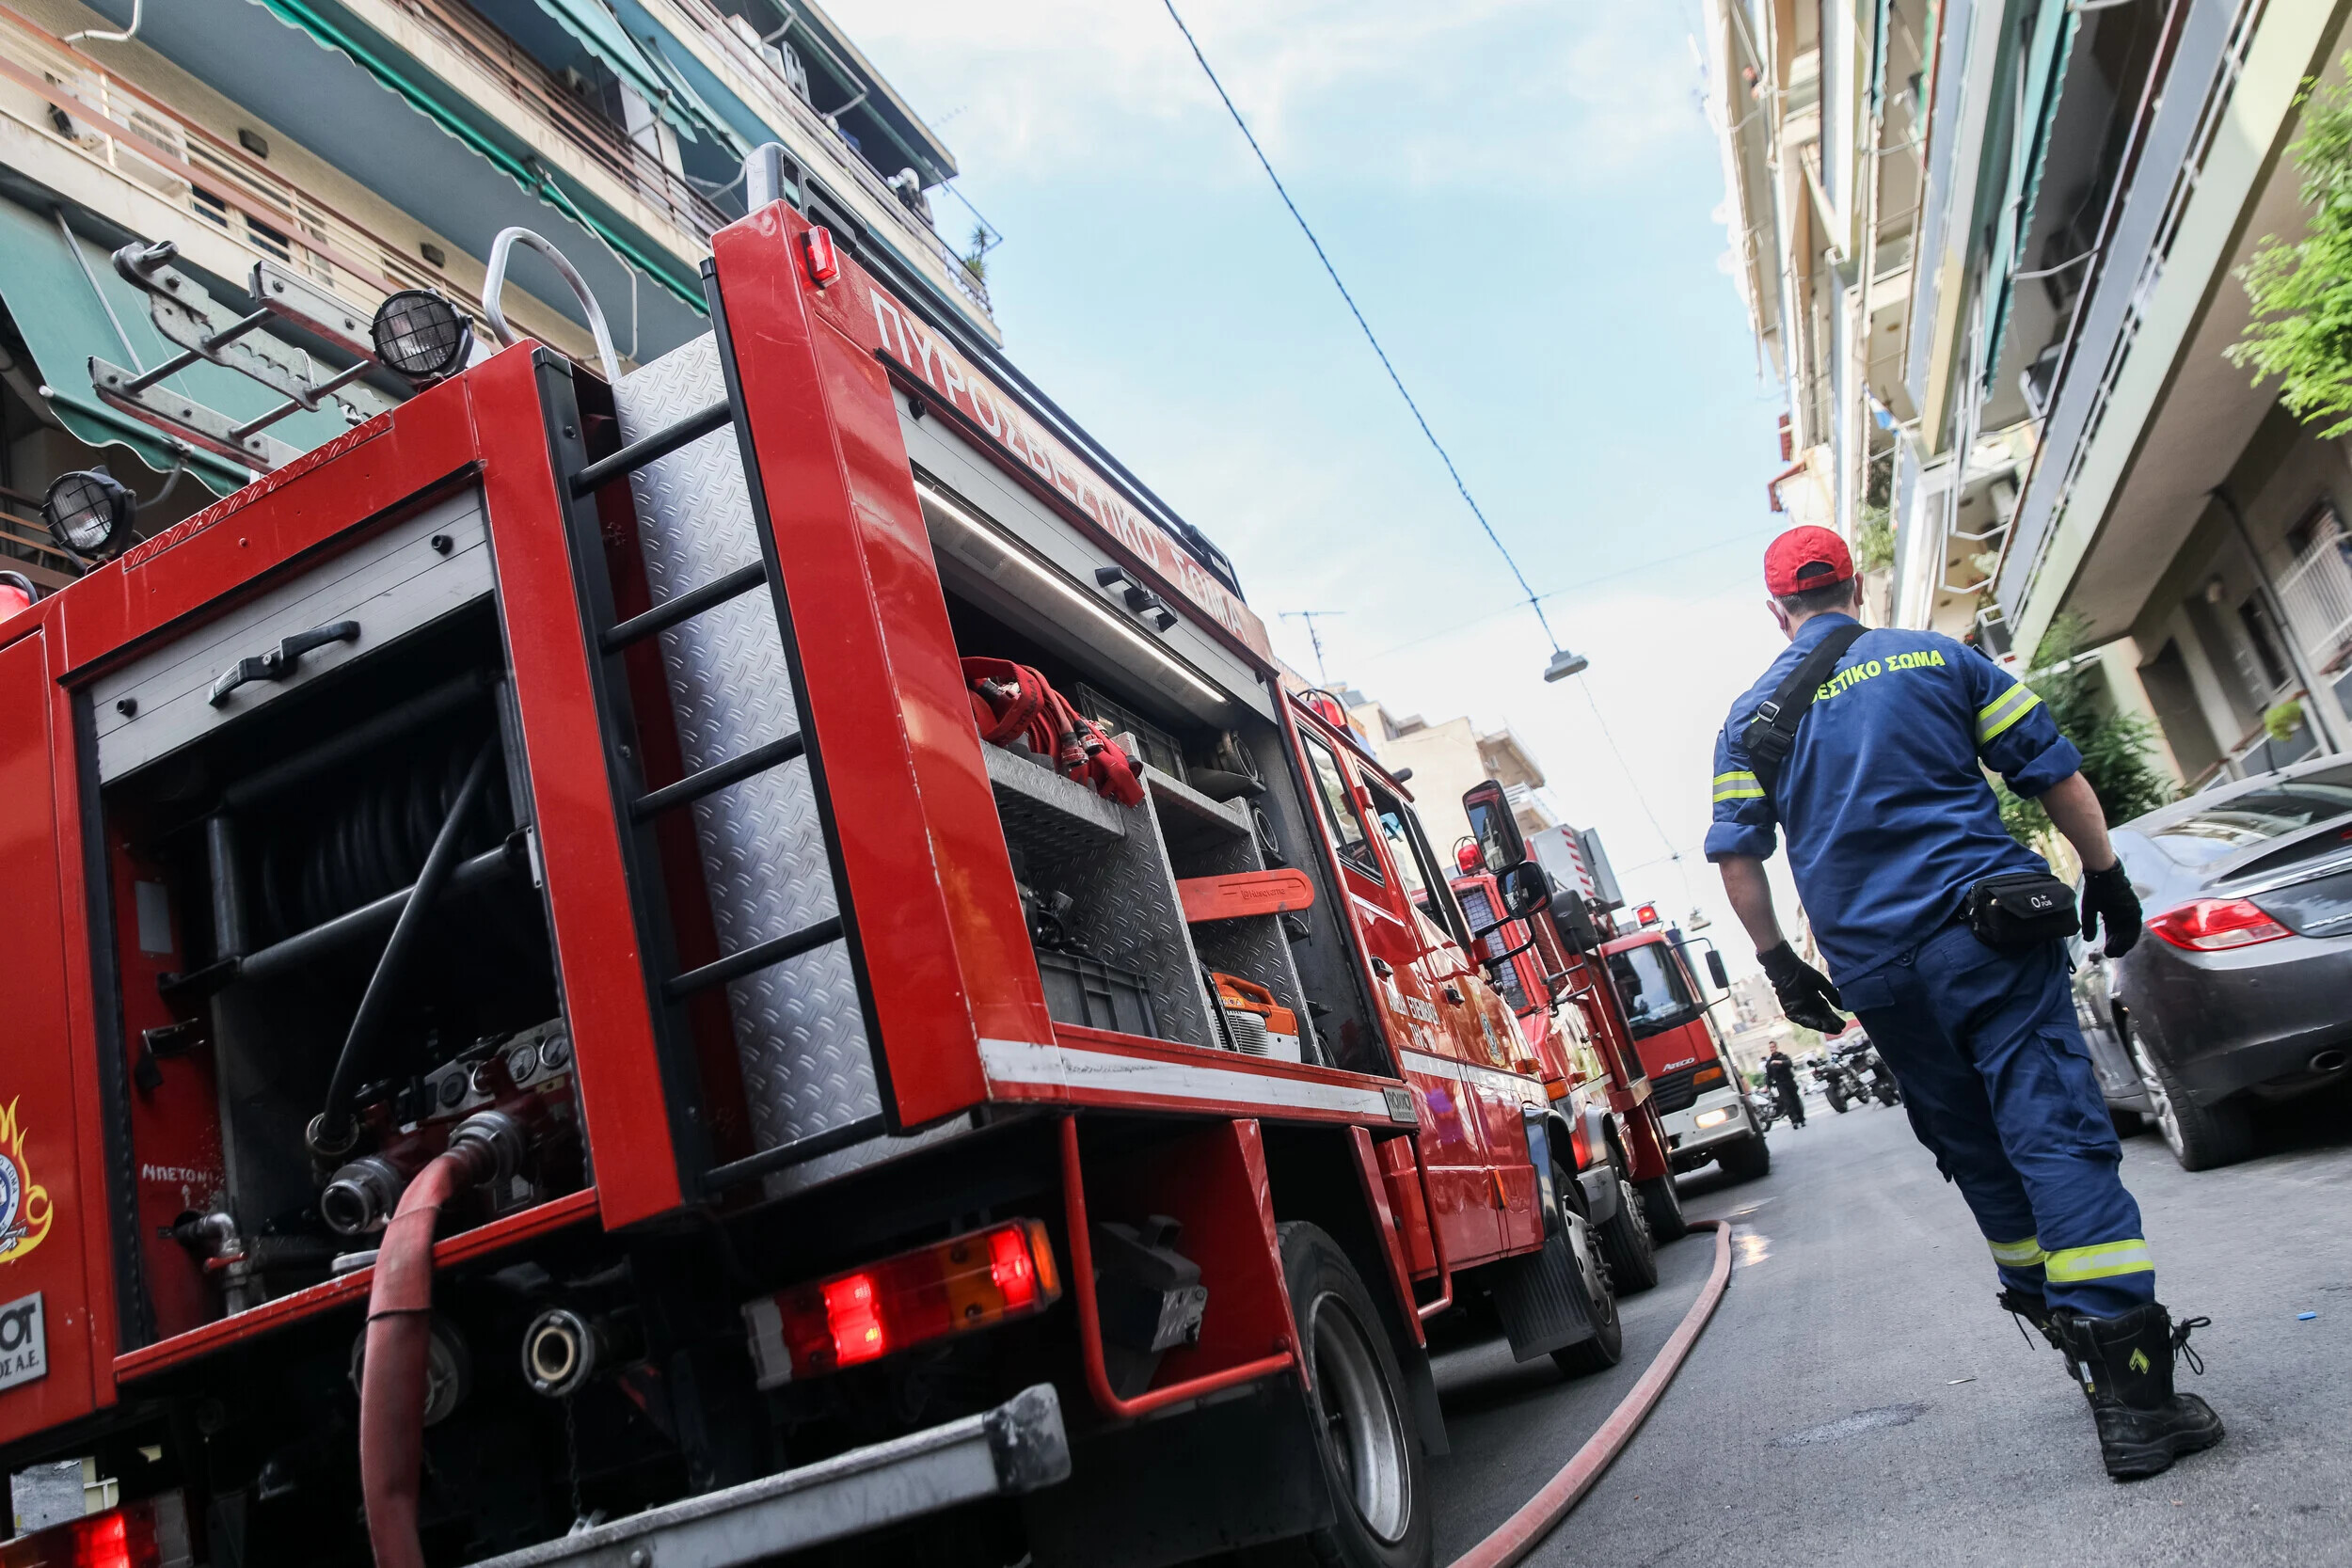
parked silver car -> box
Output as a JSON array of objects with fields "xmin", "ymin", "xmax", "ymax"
[{"xmin": 2099, "ymin": 757, "xmax": 2352, "ymax": 1169}]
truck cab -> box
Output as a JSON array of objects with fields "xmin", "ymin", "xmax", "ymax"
[{"xmin": 1602, "ymin": 927, "xmax": 1771, "ymax": 1181}]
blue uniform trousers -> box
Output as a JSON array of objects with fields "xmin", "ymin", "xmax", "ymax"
[{"xmin": 1836, "ymin": 922, "xmax": 2154, "ymax": 1318}]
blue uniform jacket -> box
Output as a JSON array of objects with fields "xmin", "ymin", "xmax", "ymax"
[{"xmin": 1704, "ymin": 614, "xmax": 2081, "ymax": 984}]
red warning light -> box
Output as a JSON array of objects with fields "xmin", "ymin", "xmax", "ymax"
[
  {"xmin": 1635, "ymin": 903, "xmax": 1660, "ymax": 927},
  {"xmin": 801, "ymin": 226, "xmax": 841, "ymax": 288}
]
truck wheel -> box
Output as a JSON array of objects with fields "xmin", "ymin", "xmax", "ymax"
[
  {"xmin": 1636, "ymin": 1175, "xmax": 1688, "ymax": 1243},
  {"xmin": 1549, "ymin": 1202, "xmax": 1625, "ymax": 1378},
  {"xmin": 1590, "ymin": 1159, "xmax": 1658, "ymax": 1292},
  {"xmin": 1277, "ymin": 1222, "xmax": 1432, "ymax": 1568},
  {"xmin": 1714, "ymin": 1132, "xmax": 1771, "ymax": 1182}
]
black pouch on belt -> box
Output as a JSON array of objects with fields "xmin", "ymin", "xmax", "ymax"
[{"xmin": 1963, "ymin": 871, "xmax": 2079, "ymax": 949}]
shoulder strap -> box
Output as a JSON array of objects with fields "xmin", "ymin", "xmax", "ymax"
[{"xmin": 1741, "ymin": 621, "xmax": 1869, "ymax": 789}]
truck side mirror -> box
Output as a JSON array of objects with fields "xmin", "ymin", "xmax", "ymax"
[
  {"xmin": 1502, "ymin": 861, "xmax": 1552, "ymax": 920},
  {"xmin": 1461, "ymin": 780, "xmax": 1527, "ymax": 873},
  {"xmin": 1707, "ymin": 948, "xmax": 1729, "ymax": 990}
]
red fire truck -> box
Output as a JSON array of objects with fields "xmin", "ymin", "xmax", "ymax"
[
  {"xmin": 0, "ymin": 176, "xmax": 1647, "ymax": 1568},
  {"xmin": 1447, "ymin": 798, "xmax": 1687, "ymax": 1293}
]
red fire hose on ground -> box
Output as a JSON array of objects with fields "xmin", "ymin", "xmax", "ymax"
[
  {"xmin": 360, "ymin": 1114, "xmax": 520, "ymax": 1568},
  {"xmin": 1446, "ymin": 1217, "xmax": 1736, "ymax": 1568}
]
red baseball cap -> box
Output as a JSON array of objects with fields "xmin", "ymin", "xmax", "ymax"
[{"xmin": 1763, "ymin": 526, "xmax": 1855, "ymax": 596}]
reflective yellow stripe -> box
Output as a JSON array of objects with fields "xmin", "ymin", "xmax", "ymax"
[
  {"xmin": 1712, "ymin": 769, "xmax": 1764, "ymax": 802},
  {"xmin": 1987, "ymin": 1235, "xmax": 2045, "ymax": 1267},
  {"xmin": 2044, "ymin": 1239, "xmax": 2153, "ymax": 1283},
  {"xmin": 1977, "ymin": 685, "xmax": 2041, "ymax": 743}
]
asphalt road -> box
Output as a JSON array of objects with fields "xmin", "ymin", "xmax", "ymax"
[{"xmin": 1424, "ymin": 1084, "xmax": 2352, "ymax": 1567}]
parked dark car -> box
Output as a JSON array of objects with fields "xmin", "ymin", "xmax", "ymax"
[
  {"xmin": 2069, "ymin": 937, "xmax": 2153, "ymax": 1132},
  {"xmin": 2102, "ymin": 756, "xmax": 2352, "ymax": 1169}
]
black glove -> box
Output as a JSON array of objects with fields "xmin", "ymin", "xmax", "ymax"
[
  {"xmin": 2080, "ymin": 860, "xmax": 2141, "ymax": 958},
  {"xmin": 1757, "ymin": 942, "xmax": 1850, "ymax": 1035}
]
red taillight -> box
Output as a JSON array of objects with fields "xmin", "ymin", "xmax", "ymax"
[
  {"xmin": 801, "ymin": 225, "xmax": 841, "ymax": 287},
  {"xmin": 0, "ymin": 1493, "xmax": 185, "ymax": 1568},
  {"xmin": 2146, "ymin": 897, "xmax": 2292, "ymax": 951},
  {"xmin": 742, "ymin": 1219, "xmax": 1060, "ymax": 1386}
]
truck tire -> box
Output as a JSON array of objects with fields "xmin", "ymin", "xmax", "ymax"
[
  {"xmin": 1714, "ymin": 1132, "xmax": 1771, "ymax": 1182},
  {"xmin": 1276, "ymin": 1222, "xmax": 1433, "ymax": 1568},
  {"xmin": 1591, "ymin": 1159, "xmax": 1659, "ymax": 1292},
  {"xmin": 1549, "ymin": 1185, "xmax": 1625, "ymax": 1378},
  {"xmin": 1637, "ymin": 1174, "xmax": 1688, "ymax": 1243}
]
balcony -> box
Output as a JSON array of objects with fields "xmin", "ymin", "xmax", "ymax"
[
  {"xmin": 2279, "ymin": 518, "xmax": 2352, "ymax": 677},
  {"xmin": 660, "ymin": 0, "xmax": 993, "ymax": 324},
  {"xmin": 383, "ymin": 0, "xmax": 731, "ymax": 245},
  {"xmin": 0, "ymin": 6, "xmax": 569, "ymax": 340}
]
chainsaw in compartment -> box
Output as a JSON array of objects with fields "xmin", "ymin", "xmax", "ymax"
[{"xmin": 0, "ymin": 170, "xmax": 1657, "ymax": 1568}]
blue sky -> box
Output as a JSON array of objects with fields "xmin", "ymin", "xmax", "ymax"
[{"xmin": 832, "ymin": 0, "xmax": 1810, "ymax": 963}]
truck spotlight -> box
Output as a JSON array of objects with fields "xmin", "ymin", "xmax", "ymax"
[
  {"xmin": 372, "ymin": 288, "xmax": 472, "ymax": 380},
  {"xmin": 42, "ymin": 467, "xmax": 135, "ymax": 562},
  {"xmin": 1542, "ymin": 647, "xmax": 1590, "ymax": 682}
]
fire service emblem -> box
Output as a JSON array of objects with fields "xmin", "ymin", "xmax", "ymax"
[{"xmin": 0, "ymin": 1098, "xmax": 54, "ymax": 1266}]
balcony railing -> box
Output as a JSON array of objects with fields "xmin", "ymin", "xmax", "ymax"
[
  {"xmin": 2279, "ymin": 518, "xmax": 2352, "ymax": 675},
  {"xmin": 0, "ymin": 8, "xmax": 501, "ymax": 323},
  {"xmin": 384, "ymin": 0, "xmax": 731, "ymax": 243},
  {"xmin": 665, "ymin": 0, "xmax": 993, "ymax": 319}
]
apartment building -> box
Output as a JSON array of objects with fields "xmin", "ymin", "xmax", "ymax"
[
  {"xmin": 1713, "ymin": 0, "xmax": 2352, "ymax": 792},
  {"xmin": 0, "ymin": 0, "xmax": 991, "ymax": 588},
  {"xmin": 1338, "ymin": 689, "xmax": 1554, "ymax": 864}
]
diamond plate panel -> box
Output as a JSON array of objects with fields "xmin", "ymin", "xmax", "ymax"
[{"xmin": 613, "ymin": 336, "xmax": 880, "ymax": 1155}]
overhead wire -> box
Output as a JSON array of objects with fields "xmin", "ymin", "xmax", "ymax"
[{"xmin": 1154, "ymin": 0, "xmax": 1565, "ymax": 653}]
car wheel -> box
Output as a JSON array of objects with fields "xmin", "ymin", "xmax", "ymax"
[
  {"xmin": 1714, "ymin": 1132, "xmax": 1771, "ymax": 1182},
  {"xmin": 1636, "ymin": 1174, "xmax": 1688, "ymax": 1243},
  {"xmin": 2130, "ymin": 1034, "xmax": 2254, "ymax": 1171},
  {"xmin": 1589, "ymin": 1158, "xmax": 1659, "ymax": 1292},
  {"xmin": 1276, "ymin": 1222, "xmax": 1432, "ymax": 1568},
  {"xmin": 1549, "ymin": 1202, "xmax": 1626, "ymax": 1377}
]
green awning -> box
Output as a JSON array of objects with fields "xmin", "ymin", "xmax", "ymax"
[
  {"xmin": 0, "ymin": 198, "xmax": 394, "ymax": 496},
  {"xmin": 1982, "ymin": 0, "xmax": 2080, "ymax": 387},
  {"xmin": 532, "ymin": 0, "xmax": 703, "ymax": 143},
  {"xmin": 250, "ymin": 0, "xmax": 708, "ymax": 315}
]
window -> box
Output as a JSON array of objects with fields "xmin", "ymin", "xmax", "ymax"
[
  {"xmin": 1363, "ymin": 777, "xmax": 1467, "ymax": 943},
  {"xmin": 1605, "ymin": 942, "xmax": 1698, "ymax": 1040},
  {"xmin": 2236, "ymin": 596, "xmax": 2291, "ymax": 690},
  {"xmin": 1300, "ymin": 732, "xmax": 1379, "ymax": 879},
  {"xmin": 2144, "ymin": 769, "xmax": 2352, "ymax": 865}
]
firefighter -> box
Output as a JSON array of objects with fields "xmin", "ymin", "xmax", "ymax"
[
  {"xmin": 1705, "ymin": 526, "xmax": 2222, "ymax": 1481},
  {"xmin": 1762, "ymin": 1044, "xmax": 1805, "ymax": 1129}
]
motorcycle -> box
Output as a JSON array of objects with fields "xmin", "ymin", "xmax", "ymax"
[
  {"xmin": 1746, "ymin": 1085, "xmax": 1782, "ymax": 1131},
  {"xmin": 1823, "ymin": 1035, "xmax": 1900, "ymax": 1110},
  {"xmin": 1812, "ymin": 1051, "xmax": 1868, "ymax": 1113}
]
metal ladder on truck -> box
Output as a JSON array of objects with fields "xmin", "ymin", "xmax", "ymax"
[{"xmin": 521, "ymin": 235, "xmax": 883, "ymax": 1202}]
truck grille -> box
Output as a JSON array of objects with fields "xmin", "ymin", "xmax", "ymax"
[{"xmin": 1649, "ymin": 1063, "xmax": 1711, "ymax": 1116}]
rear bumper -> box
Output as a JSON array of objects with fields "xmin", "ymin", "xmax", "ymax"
[
  {"xmin": 2120, "ymin": 929, "xmax": 2352, "ymax": 1105},
  {"xmin": 467, "ymin": 1384, "xmax": 1069, "ymax": 1567}
]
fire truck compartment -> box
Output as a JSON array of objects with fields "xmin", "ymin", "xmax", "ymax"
[{"xmin": 87, "ymin": 488, "xmax": 575, "ymax": 1340}]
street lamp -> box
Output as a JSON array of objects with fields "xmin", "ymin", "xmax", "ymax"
[{"xmin": 1542, "ymin": 646, "xmax": 1590, "ymax": 682}]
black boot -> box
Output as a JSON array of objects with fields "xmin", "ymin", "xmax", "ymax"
[
  {"xmin": 1997, "ymin": 1289, "xmax": 2064, "ymax": 1353},
  {"xmin": 2052, "ymin": 1304, "xmax": 2224, "ymax": 1481}
]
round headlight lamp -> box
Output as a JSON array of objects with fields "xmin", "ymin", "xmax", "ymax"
[
  {"xmin": 371, "ymin": 289, "xmax": 473, "ymax": 381},
  {"xmin": 43, "ymin": 467, "xmax": 135, "ymax": 563}
]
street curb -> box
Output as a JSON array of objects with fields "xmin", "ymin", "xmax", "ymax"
[{"xmin": 1445, "ymin": 1216, "xmax": 1737, "ymax": 1568}]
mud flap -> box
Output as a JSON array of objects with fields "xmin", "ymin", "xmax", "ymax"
[
  {"xmin": 1024, "ymin": 1379, "xmax": 1332, "ymax": 1568},
  {"xmin": 1487, "ymin": 1226, "xmax": 1597, "ymax": 1362}
]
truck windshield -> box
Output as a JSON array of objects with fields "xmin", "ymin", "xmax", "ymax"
[{"xmin": 1607, "ymin": 943, "xmax": 1698, "ymax": 1039}]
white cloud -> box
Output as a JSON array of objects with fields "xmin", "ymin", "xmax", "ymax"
[{"xmin": 826, "ymin": 0, "xmax": 1700, "ymax": 193}]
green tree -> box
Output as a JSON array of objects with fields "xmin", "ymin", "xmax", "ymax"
[
  {"xmin": 2229, "ymin": 62, "xmax": 2352, "ymax": 433},
  {"xmin": 1994, "ymin": 613, "xmax": 2174, "ymax": 851},
  {"xmin": 1852, "ymin": 504, "xmax": 1895, "ymax": 574}
]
